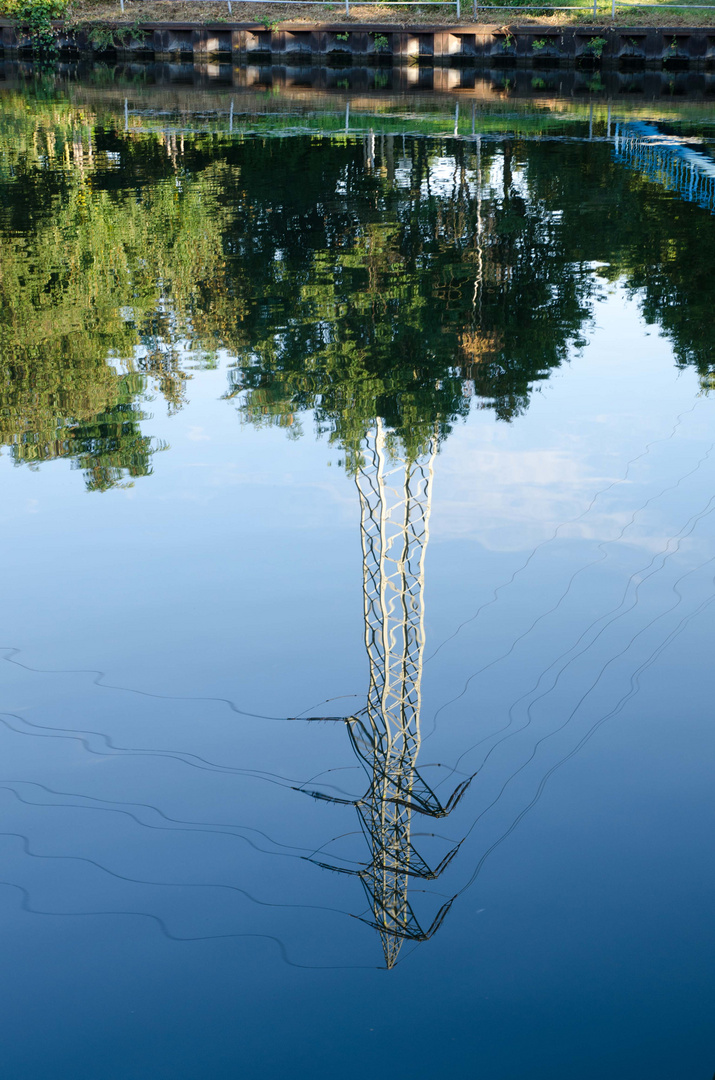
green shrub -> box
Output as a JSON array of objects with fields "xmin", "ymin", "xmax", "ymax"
[
  {"xmin": 583, "ymin": 35, "xmax": 607, "ymax": 58},
  {"xmin": 0, "ymin": 0, "xmax": 69, "ymax": 52}
]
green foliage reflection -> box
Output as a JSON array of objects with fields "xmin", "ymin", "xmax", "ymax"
[
  {"xmin": 1, "ymin": 84, "xmax": 714, "ymax": 487},
  {"xmin": 0, "ymin": 93, "xmax": 234, "ymax": 488}
]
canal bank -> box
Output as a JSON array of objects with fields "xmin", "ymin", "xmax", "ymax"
[{"xmin": 4, "ymin": 20, "xmax": 715, "ymax": 66}]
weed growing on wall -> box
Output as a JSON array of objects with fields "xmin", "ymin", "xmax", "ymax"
[
  {"xmin": 0, "ymin": 0, "xmax": 69, "ymax": 53},
  {"xmin": 583, "ymin": 35, "xmax": 607, "ymax": 58}
]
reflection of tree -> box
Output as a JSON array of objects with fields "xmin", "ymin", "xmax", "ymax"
[
  {"xmin": 0, "ymin": 95, "xmax": 236, "ymax": 489},
  {"xmin": 226, "ymin": 136, "xmax": 594, "ymax": 460},
  {"xmin": 520, "ymin": 139, "xmax": 715, "ymax": 388},
  {"xmin": 4, "ymin": 92, "xmax": 714, "ymax": 494}
]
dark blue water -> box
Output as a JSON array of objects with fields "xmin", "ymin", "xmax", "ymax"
[{"xmin": 1, "ymin": 70, "xmax": 714, "ymax": 1079}]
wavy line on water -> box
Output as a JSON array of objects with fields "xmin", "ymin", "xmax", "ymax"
[
  {"xmin": 0, "ymin": 646, "xmax": 359, "ymax": 725},
  {"xmin": 0, "ymin": 781, "xmax": 322, "ymax": 861},
  {"xmin": 425, "ymin": 431, "xmax": 714, "ymax": 742},
  {"xmin": 0, "ymin": 710, "xmax": 359, "ymax": 801},
  {"xmin": 453, "ymin": 569, "xmax": 715, "ymax": 901},
  {"xmin": 393, "ymin": 559, "xmax": 715, "ymax": 968},
  {"xmin": 391, "ymin": 478, "xmax": 715, "ymax": 959},
  {"xmin": 456, "ymin": 556, "xmax": 713, "ymax": 845},
  {"xmin": 440, "ymin": 484, "xmax": 715, "ymax": 785},
  {"xmin": 0, "ymin": 829, "xmax": 356, "ymax": 922},
  {"xmin": 424, "ymin": 397, "xmax": 702, "ymax": 670},
  {"xmin": 0, "ymin": 880, "xmax": 380, "ymax": 971},
  {"xmin": 465, "ymin": 522, "xmax": 715, "ymax": 832}
]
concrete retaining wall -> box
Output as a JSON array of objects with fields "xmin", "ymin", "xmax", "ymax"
[{"xmin": 3, "ymin": 21, "xmax": 715, "ymax": 67}]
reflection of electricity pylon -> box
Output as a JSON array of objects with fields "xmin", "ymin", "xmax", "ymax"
[{"xmin": 306, "ymin": 419, "xmax": 471, "ymax": 967}]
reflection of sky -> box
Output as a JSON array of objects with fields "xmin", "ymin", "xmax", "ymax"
[
  {"xmin": 393, "ymin": 152, "xmax": 527, "ymax": 201},
  {"xmin": 435, "ymin": 281, "xmax": 705, "ymax": 549},
  {"xmin": 1, "ymin": 282, "xmax": 714, "ymax": 1079}
]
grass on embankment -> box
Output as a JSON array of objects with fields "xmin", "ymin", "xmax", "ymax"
[{"xmin": 59, "ymin": 0, "xmax": 715, "ymax": 27}]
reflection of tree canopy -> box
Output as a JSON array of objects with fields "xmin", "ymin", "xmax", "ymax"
[
  {"xmin": 224, "ymin": 134, "xmax": 715, "ymax": 466},
  {"xmin": 223, "ymin": 137, "xmax": 594, "ymax": 466},
  {"xmin": 2, "ymin": 88, "xmax": 714, "ymax": 487},
  {"xmin": 521, "ymin": 140, "xmax": 715, "ymax": 385},
  {"xmin": 0, "ymin": 93, "xmax": 236, "ymax": 489}
]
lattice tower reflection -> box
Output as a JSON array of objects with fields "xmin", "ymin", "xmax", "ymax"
[{"xmin": 310, "ymin": 420, "xmax": 471, "ymax": 967}]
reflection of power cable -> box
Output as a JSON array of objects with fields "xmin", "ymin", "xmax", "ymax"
[
  {"xmin": 0, "ymin": 780, "xmax": 317, "ymax": 860},
  {"xmin": 452, "ymin": 564, "xmax": 715, "ymax": 902},
  {"xmin": 425, "ymin": 398, "xmax": 702, "ymax": 671},
  {"xmin": 0, "ymin": 710, "xmax": 357, "ymax": 800},
  {"xmin": 0, "ymin": 646, "xmax": 358, "ymax": 725},
  {"xmin": 392, "ymin": 558, "xmax": 715, "ymax": 968},
  {"xmin": 454, "ymin": 548, "xmax": 715, "ymax": 845},
  {"xmin": 0, "ymin": 830, "xmax": 353, "ymax": 920},
  {"xmin": 0, "ymin": 879, "xmax": 379, "ymax": 971},
  {"xmin": 426, "ymin": 427, "xmax": 713, "ymax": 742},
  {"xmin": 389, "ymin": 422, "xmax": 715, "ymax": 962},
  {"xmin": 443, "ymin": 484, "xmax": 715, "ymax": 784},
  {"xmin": 305, "ymin": 823, "xmax": 462, "ymax": 864}
]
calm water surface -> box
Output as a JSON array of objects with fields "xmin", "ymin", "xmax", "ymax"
[{"xmin": 1, "ymin": 70, "xmax": 714, "ymax": 1079}]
